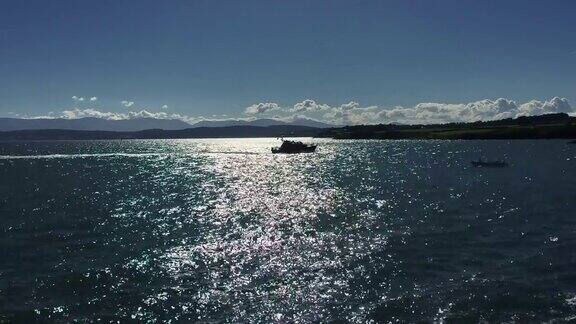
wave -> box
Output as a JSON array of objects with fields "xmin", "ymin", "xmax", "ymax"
[
  {"xmin": 0, "ymin": 153, "xmax": 170, "ymax": 160},
  {"xmin": 0, "ymin": 151, "xmax": 268, "ymax": 160}
]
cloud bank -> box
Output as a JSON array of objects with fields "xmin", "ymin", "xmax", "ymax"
[
  {"xmin": 292, "ymin": 99, "xmax": 330, "ymax": 113},
  {"xmin": 246, "ymin": 97, "xmax": 573, "ymax": 125},
  {"xmin": 58, "ymin": 108, "xmax": 202, "ymax": 124},
  {"xmin": 16, "ymin": 96, "xmax": 574, "ymax": 127},
  {"xmin": 245, "ymin": 102, "xmax": 280, "ymax": 115}
]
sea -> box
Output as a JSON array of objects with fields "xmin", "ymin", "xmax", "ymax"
[{"xmin": 1, "ymin": 138, "xmax": 575, "ymax": 323}]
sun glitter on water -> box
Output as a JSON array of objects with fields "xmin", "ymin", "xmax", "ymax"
[{"xmin": 156, "ymin": 138, "xmax": 389, "ymax": 322}]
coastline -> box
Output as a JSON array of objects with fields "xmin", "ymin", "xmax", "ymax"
[{"xmin": 1, "ymin": 113, "xmax": 575, "ymax": 141}]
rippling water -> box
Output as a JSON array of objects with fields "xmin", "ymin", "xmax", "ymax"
[{"xmin": 1, "ymin": 138, "xmax": 576, "ymax": 322}]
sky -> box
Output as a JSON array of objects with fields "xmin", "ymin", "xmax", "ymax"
[{"xmin": 1, "ymin": 0, "xmax": 575, "ymax": 125}]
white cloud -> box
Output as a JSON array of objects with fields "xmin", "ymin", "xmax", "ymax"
[
  {"xmin": 62, "ymin": 108, "xmax": 126, "ymax": 120},
  {"xmin": 71, "ymin": 96, "xmax": 85, "ymax": 102},
  {"xmin": 121, "ymin": 100, "xmax": 135, "ymax": 108},
  {"xmin": 54, "ymin": 108, "xmax": 205, "ymax": 125},
  {"xmin": 90, "ymin": 97, "xmax": 98, "ymax": 102},
  {"xmin": 340, "ymin": 101, "xmax": 360, "ymax": 111},
  {"xmin": 245, "ymin": 102, "xmax": 280, "ymax": 115},
  {"xmin": 128, "ymin": 110, "xmax": 171, "ymax": 119},
  {"xmin": 517, "ymin": 97, "xmax": 572, "ymax": 117},
  {"xmin": 162, "ymin": 105, "xmax": 168, "ymax": 109},
  {"xmin": 384, "ymin": 97, "xmax": 572, "ymax": 125},
  {"xmin": 292, "ymin": 99, "xmax": 330, "ymax": 112},
  {"xmin": 270, "ymin": 97, "xmax": 574, "ymax": 125},
  {"xmin": 371, "ymin": 98, "xmax": 519, "ymax": 125}
]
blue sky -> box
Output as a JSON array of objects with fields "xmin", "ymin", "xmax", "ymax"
[{"xmin": 1, "ymin": 0, "xmax": 575, "ymax": 124}]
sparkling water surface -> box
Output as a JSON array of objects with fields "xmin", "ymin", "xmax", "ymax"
[{"xmin": 1, "ymin": 138, "xmax": 575, "ymax": 322}]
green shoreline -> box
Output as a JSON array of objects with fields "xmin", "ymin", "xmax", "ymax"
[{"xmin": 318, "ymin": 113, "xmax": 576, "ymax": 140}]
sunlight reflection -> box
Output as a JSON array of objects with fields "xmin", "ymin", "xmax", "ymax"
[{"xmin": 159, "ymin": 138, "xmax": 389, "ymax": 321}]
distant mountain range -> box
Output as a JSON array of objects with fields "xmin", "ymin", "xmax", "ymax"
[
  {"xmin": 192, "ymin": 117, "xmax": 333, "ymax": 129},
  {"xmin": 0, "ymin": 117, "xmax": 334, "ymax": 132},
  {"xmin": 0, "ymin": 125, "xmax": 323, "ymax": 140},
  {"xmin": 0, "ymin": 117, "xmax": 191, "ymax": 132}
]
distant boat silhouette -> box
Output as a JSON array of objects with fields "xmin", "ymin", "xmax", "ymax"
[
  {"xmin": 471, "ymin": 158, "xmax": 509, "ymax": 168},
  {"xmin": 272, "ymin": 139, "xmax": 317, "ymax": 154}
]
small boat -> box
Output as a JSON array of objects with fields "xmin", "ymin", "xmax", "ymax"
[
  {"xmin": 272, "ymin": 139, "xmax": 317, "ymax": 154},
  {"xmin": 471, "ymin": 158, "xmax": 508, "ymax": 168}
]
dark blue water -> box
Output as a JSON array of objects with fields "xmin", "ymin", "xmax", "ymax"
[{"xmin": 1, "ymin": 139, "xmax": 575, "ymax": 322}]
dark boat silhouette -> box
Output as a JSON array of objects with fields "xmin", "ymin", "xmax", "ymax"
[
  {"xmin": 471, "ymin": 158, "xmax": 508, "ymax": 168},
  {"xmin": 272, "ymin": 139, "xmax": 317, "ymax": 154}
]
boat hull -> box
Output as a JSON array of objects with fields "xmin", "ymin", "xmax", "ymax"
[{"xmin": 271, "ymin": 145, "xmax": 317, "ymax": 154}]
